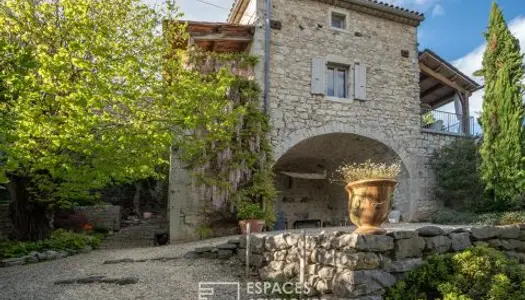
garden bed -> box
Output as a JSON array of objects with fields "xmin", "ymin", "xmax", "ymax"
[{"xmin": 0, "ymin": 229, "xmax": 102, "ymax": 267}]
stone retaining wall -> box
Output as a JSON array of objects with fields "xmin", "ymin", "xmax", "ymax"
[
  {"xmin": 74, "ymin": 205, "xmax": 121, "ymax": 231},
  {"xmin": 187, "ymin": 225, "xmax": 525, "ymax": 299}
]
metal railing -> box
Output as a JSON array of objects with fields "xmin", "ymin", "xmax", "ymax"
[{"xmin": 421, "ymin": 108, "xmax": 475, "ymax": 136}]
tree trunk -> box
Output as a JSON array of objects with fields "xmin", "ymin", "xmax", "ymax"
[
  {"xmin": 133, "ymin": 181, "xmax": 142, "ymax": 218},
  {"xmin": 7, "ymin": 175, "xmax": 51, "ymax": 241}
]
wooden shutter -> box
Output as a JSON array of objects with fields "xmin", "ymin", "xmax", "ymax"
[
  {"xmin": 354, "ymin": 62, "xmax": 367, "ymax": 100},
  {"xmin": 311, "ymin": 57, "xmax": 326, "ymax": 95}
]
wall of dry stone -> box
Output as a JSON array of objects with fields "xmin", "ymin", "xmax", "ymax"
[
  {"xmin": 187, "ymin": 225, "xmax": 525, "ymax": 299},
  {"xmin": 74, "ymin": 204, "xmax": 121, "ymax": 231}
]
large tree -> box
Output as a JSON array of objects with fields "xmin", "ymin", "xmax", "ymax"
[
  {"xmin": 0, "ymin": 0, "xmax": 188, "ymax": 240},
  {"xmin": 477, "ymin": 2, "xmax": 525, "ymax": 208}
]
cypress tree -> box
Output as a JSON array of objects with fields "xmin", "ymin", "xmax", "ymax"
[{"xmin": 476, "ymin": 2, "xmax": 525, "ymax": 208}]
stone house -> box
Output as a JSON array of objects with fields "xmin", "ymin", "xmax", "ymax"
[{"xmin": 169, "ymin": 0, "xmax": 481, "ymax": 241}]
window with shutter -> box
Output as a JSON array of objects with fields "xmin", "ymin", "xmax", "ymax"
[
  {"xmin": 311, "ymin": 57, "xmax": 326, "ymax": 95},
  {"xmin": 354, "ymin": 63, "xmax": 367, "ymax": 100}
]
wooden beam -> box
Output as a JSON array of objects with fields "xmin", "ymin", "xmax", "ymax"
[
  {"xmin": 420, "ymin": 75, "xmax": 435, "ymax": 87},
  {"xmin": 420, "ymin": 63, "xmax": 468, "ymax": 94},
  {"xmin": 192, "ymin": 34, "xmax": 253, "ymax": 42},
  {"xmin": 428, "ymin": 90, "xmax": 456, "ymax": 109},
  {"xmin": 420, "ymin": 82, "xmax": 445, "ymax": 99},
  {"xmin": 458, "ymin": 92, "xmax": 471, "ymax": 135}
]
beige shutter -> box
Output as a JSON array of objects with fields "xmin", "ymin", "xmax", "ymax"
[
  {"xmin": 354, "ymin": 62, "xmax": 367, "ymax": 100},
  {"xmin": 311, "ymin": 57, "xmax": 326, "ymax": 95}
]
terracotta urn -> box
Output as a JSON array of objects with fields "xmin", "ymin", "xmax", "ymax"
[
  {"xmin": 239, "ymin": 219, "xmax": 265, "ymax": 235},
  {"xmin": 345, "ymin": 179, "xmax": 397, "ymax": 235}
]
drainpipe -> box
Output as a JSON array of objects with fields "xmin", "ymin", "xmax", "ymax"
[{"xmin": 263, "ymin": 0, "xmax": 272, "ymax": 115}]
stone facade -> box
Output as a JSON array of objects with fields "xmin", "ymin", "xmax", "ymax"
[
  {"xmin": 247, "ymin": 0, "xmax": 460, "ymax": 222},
  {"xmin": 168, "ymin": 0, "xmax": 465, "ymax": 241},
  {"xmin": 186, "ymin": 224, "xmax": 525, "ymax": 299}
]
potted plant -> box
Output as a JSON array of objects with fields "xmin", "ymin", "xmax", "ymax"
[
  {"xmin": 336, "ymin": 160, "xmax": 401, "ymax": 235},
  {"xmin": 237, "ymin": 202, "xmax": 266, "ymax": 235}
]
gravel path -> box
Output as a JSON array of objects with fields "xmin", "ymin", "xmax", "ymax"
[
  {"xmin": 0, "ymin": 223, "xmax": 460, "ymax": 300},
  {"xmin": 0, "ymin": 236, "xmax": 244, "ymax": 300}
]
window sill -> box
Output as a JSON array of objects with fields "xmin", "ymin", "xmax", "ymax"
[
  {"xmin": 329, "ymin": 27, "xmax": 350, "ymax": 34},
  {"xmin": 324, "ymin": 96, "xmax": 353, "ymax": 103}
]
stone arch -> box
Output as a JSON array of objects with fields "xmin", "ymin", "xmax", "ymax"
[
  {"xmin": 273, "ymin": 122, "xmax": 415, "ymax": 179},
  {"xmin": 271, "ymin": 122, "xmax": 418, "ymax": 224}
]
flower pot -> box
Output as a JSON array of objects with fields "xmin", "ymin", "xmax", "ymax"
[
  {"xmin": 239, "ymin": 219, "xmax": 265, "ymax": 235},
  {"xmin": 345, "ymin": 179, "xmax": 397, "ymax": 235}
]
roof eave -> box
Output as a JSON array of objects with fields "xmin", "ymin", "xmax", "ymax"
[
  {"xmin": 228, "ymin": 0, "xmax": 249, "ymax": 24},
  {"xmin": 420, "ymin": 49, "xmax": 481, "ymax": 92},
  {"xmin": 228, "ymin": 0, "xmax": 425, "ymax": 26}
]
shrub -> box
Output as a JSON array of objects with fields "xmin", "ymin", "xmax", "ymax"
[
  {"xmin": 0, "ymin": 229, "xmax": 102, "ymax": 258},
  {"xmin": 53, "ymin": 211, "xmax": 90, "ymax": 232},
  {"xmin": 386, "ymin": 246, "xmax": 525, "ymax": 300},
  {"xmin": 430, "ymin": 138, "xmax": 489, "ymax": 212},
  {"xmin": 236, "ymin": 202, "xmax": 265, "ymax": 220},
  {"xmin": 432, "ymin": 208, "xmax": 525, "ymax": 225}
]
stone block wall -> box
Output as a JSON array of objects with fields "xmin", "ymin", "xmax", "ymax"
[
  {"xmin": 0, "ymin": 204, "xmax": 13, "ymax": 238},
  {"xmin": 216, "ymin": 225, "xmax": 525, "ymax": 299},
  {"xmin": 74, "ymin": 204, "xmax": 121, "ymax": 231}
]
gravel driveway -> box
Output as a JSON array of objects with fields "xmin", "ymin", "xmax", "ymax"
[
  {"xmin": 0, "ymin": 237, "xmax": 246, "ymax": 300},
  {"xmin": 0, "ymin": 223, "xmax": 458, "ymax": 300}
]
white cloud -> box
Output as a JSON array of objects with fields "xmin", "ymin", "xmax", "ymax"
[
  {"xmin": 451, "ymin": 16, "xmax": 525, "ymax": 119},
  {"xmin": 431, "ymin": 4, "xmax": 445, "ymax": 17}
]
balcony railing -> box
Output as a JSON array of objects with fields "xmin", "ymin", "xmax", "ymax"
[{"xmin": 421, "ymin": 109, "xmax": 475, "ymax": 136}]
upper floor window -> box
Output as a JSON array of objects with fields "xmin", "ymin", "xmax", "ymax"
[
  {"xmin": 326, "ymin": 64, "xmax": 348, "ymax": 98},
  {"xmin": 331, "ymin": 12, "xmax": 347, "ymax": 30}
]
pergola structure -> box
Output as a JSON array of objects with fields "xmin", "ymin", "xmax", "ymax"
[
  {"xmin": 419, "ymin": 49, "xmax": 482, "ymax": 135},
  {"xmin": 180, "ymin": 21, "xmax": 254, "ymax": 53}
]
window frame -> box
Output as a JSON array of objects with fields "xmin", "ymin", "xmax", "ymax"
[
  {"xmin": 325, "ymin": 63, "xmax": 349, "ymax": 99},
  {"xmin": 328, "ymin": 8, "xmax": 350, "ymax": 32}
]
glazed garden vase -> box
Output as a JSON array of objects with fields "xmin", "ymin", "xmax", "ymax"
[
  {"xmin": 345, "ymin": 179, "xmax": 397, "ymax": 235},
  {"xmin": 239, "ymin": 219, "xmax": 265, "ymax": 235}
]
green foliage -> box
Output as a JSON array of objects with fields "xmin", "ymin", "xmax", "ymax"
[
  {"xmin": 423, "ymin": 112, "xmax": 437, "ymax": 126},
  {"xmin": 476, "ymin": 3, "xmax": 525, "ymax": 207},
  {"xmin": 431, "ymin": 138, "xmax": 488, "ymax": 212},
  {"xmin": 0, "ymin": 0, "xmax": 277, "ymax": 234},
  {"xmin": 0, "ymin": 0, "xmax": 182, "ymax": 207},
  {"xmin": 196, "ymin": 225, "xmax": 213, "ymax": 240},
  {"xmin": 432, "ymin": 208, "xmax": 525, "ymax": 226},
  {"xmin": 0, "ymin": 229, "xmax": 102, "ymax": 258},
  {"xmin": 236, "ymin": 202, "xmax": 265, "ymax": 220},
  {"xmin": 386, "ymin": 246, "xmax": 525, "ymax": 300},
  {"xmin": 174, "ymin": 51, "xmax": 277, "ymax": 226}
]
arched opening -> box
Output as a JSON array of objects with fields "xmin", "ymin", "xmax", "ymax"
[{"xmin": 273, "ymin": 133, "xmax": 410, "ymax": 229}]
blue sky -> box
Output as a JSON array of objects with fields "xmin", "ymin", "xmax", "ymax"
[{"xmin": 151, "ymin": 0, "xmax": 525, "ymax": 120}]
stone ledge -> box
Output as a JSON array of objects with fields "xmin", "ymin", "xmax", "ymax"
[{"xmin": 184, "ymin": 224, "xmax": 525, "ymax": 298}]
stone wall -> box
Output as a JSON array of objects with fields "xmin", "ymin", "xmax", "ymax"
[
  {"xmin": 275, "ymin": 174, "xmax": 347, "ymax": 228},
  {"xmin": 190, "ymin": 225, "xmax": 525, "ymax": 299},
  {"xmin": 74, "ymin": 205, "xmax": 121, "ymax": 231},
  {"xmin": 168, "ymin": 0, "xmax": 466, "ymax": 241},
  {"xmin": 0, "ymin": 204, "xmax": 13, "ymax": 239},
  {"xmin": 251, "ymin": 0, "xmax": 461, "ymax": 222}
]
